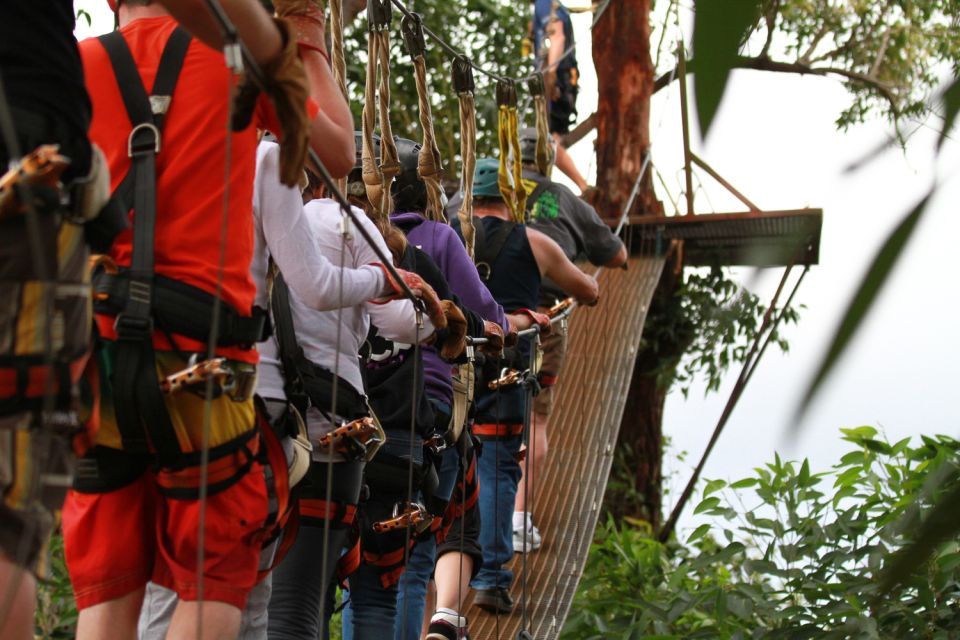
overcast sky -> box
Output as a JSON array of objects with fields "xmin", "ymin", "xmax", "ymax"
[{"xmin": 74, "ymin": 2, "xmax": 960, "ymax": 536}]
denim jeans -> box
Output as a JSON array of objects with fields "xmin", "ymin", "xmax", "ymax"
[
  {"xmin": 470, "ymin": 434, "xmax": 523, "ymax": 591},
  {"xmin": 393, "ymin": 445, "xmax": 460, "ymax": 640}
]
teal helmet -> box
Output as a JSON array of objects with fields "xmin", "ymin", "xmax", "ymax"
[{"xmin": 472, "ymin": 158, "xmax": 502, "ymax": 198}]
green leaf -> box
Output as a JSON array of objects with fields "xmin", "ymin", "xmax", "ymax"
[
  {"xmin": 704, "ymin": 479, "xmax": 727, "ymax": 496},
  {"xmin": 691, "ymin": 0, "xmax": 759, "ymax": 138},
  {"xmin": 687, "ymin": 523, "xmax": 712, "ymax": 544},
  {"xmin": 730, "ymin": 477, "xmax": 758, "ymax": 489},
  {"xmin": 793, "ymin": 190, "xmax": 933, "ymax": 429},
  {"xmin": 879, "ymin": 467, "xmax": 960, "ymax": 596},
  {"xmin": 694, "ymin": 496, "xmax": 721, "ymax": 515}
]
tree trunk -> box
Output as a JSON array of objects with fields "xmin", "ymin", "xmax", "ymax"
[
  {"xmin": 594, "ymin": 0, "xmax": 676, "ymax": 527},
  {"xmin": 591, "ymin": 0, "xmax": 660, "ymax": 222}
]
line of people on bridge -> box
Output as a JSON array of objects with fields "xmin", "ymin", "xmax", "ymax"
[{"xmin": 0, "ymin": 1, "xmax": 625, "ymax": 639}]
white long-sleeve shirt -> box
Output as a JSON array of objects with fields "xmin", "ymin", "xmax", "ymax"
[{"xmin": 249, "ymin": 141, "xmax": 386, "ymax": 314}]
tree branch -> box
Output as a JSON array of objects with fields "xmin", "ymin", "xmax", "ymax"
[{"xmin": 653, "ymin": 55, "xmax": 900, "ymax": 117}]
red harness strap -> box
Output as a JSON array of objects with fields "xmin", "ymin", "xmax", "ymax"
[
  {"xmin": 299, "ymin": 497, "xmax": 358, "ymax": 527},
  {"xmin": 471, "ymin": 422, "xmax": 524, "ymax": 438}
]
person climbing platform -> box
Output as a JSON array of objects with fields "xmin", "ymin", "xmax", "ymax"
[
  {"xmin": 529, "ymin": 0, "xmax": 590, "ymax": 194},
  {"xmin": 453, "ymin": 157, "xmax": 597, "ymax": 614}
]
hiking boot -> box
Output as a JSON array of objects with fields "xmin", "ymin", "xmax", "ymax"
[
  {"xmin": 425, "ymin": 609, "xmax": 470, "ymax": 639},
  {"xmin": 473, "ymin": 586, "xmax": 514, "ymax": 613},
  {"xmin": 512, "ymin": 522, "xmax": 542, "ymax": 553}
]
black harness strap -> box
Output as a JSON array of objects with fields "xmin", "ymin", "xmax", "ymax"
[
  {"xmin": 98, "ymin": 28, "xmax": 191, "ymax": 461},
  {"xmin": 270, "ymin": 268, "xmax": 366, "ymax": 421},
  {"xmin": 473, "ymin": 219, "xmax": 517, "ymax": 281}
]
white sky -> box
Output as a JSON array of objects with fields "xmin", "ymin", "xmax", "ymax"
[{"xmin": 73, "ymin": 2, "xmax": 960, "ymax": 537}]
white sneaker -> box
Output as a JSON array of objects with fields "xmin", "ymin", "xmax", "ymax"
[{"xmin": 512, "ymin": 523, "xmax": 542, "ymax": 553}]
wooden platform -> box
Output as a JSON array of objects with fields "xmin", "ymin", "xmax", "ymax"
[
  {"xmin": 622, "ymin": 208, "xmax": 822, "ymax": 267},
  {"xmin": 467, "ymin": 255, "xmax": 665, "ymax": 639}
]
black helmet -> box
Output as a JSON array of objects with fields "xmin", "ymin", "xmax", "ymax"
[
  {"xmin": 391, "ymin": 136, "xmax": 427, "ymax": 214},
  {"xmin": 347, "ymin": 131, "xmax": 380, "ymax": 198}
]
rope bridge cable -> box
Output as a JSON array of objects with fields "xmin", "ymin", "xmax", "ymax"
[
  {"xmin": 401, "ymin": 13, "xmax": 447, "ymax": 222},
  {"xmin": 658, "ymin": 261, "xmax": 810, "ymax": 544},
  {"xmin": 329, "ymin": 0, "xmax": 349, "ymax": 196},
  {"xmin": 495, "ymin": 80, "xmax": 527, "ymax": 223},
  {"xmin": 362, "ymin": 0, "xmax": 400, "ymax": 219},
  {"xmin": 453, "ymin": 55, "xmax": 478, "ymax": 260}
]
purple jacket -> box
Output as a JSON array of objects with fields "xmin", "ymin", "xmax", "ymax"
[{"xmin": 391, "ymin": 212, "xmax": 509, "ymax": 405}]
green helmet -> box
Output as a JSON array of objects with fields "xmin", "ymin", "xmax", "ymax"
[{"xmin": 472, "ymin": 158, "xmax": 502, "ymax": 198}]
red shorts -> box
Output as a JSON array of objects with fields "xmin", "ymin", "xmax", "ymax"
[{"xmin": 62, "ymin": 456, "xmax": 272, "ymax": 610}]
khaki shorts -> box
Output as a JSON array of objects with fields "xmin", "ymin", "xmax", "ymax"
[{"xmin": 532, "ymin": 324, "xmax": 567, "ymax": 417}]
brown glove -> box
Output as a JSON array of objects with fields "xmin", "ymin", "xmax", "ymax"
[
  {"xmin": 436, "ymin": 300, "xmax": 468, "ymax": 361},
  {"xmin": 232, "ymin": 18, "xmax": 310, "ymax": 187},
  {"xmin": 371, "ymin": 265, "xmax": 447, "ymax": 331},
  {"xmin": 516, "ymin": 308, "xmax": 553, "ymax": 336},
  {"xmin": 481, "ymin": 320, "xmax": 505, "ymax": 357},
  {"xmin": 274, "ymin": 0, "xmax": 329, "ymax": 60}
]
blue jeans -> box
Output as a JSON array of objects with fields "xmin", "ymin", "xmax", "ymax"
[
  {"xmin": 393, "ymin": 445, "xmax": 460, "ymax": 640},
  {"xmin": 470, "ymin": 434, "xmax": 523, "ymax": 591}
]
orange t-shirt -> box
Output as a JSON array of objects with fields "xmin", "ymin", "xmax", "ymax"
[{"xmin": 81, "ymin": 16, "xmax": 298, "ymax": 363}]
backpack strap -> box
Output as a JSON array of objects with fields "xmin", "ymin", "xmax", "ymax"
[
  {"xmin": 473, "ymin": 219, "xmax": 517, "ymax": 281},
  {"xmin": 97, "ymin": 28, "xmax": 191, "ymax": 460},
  {"xmin": 524, "ymin": 180, "xmax": 551, "ymax": 215}
]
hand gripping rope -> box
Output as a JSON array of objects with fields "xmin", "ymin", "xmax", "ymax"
[
  {"xmin": 453, "ymin": 55, "xmax": 478, "ymax": 260},
  {"xmin": 362, "ymin": 0, "xmax": 401, "ymax": 218},
  {"xmin": 401, "ymin": 13, "xmax": 447, "ymax": 222}
]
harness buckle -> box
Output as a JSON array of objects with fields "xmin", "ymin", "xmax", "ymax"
[
  {"xmin": 451, "ymin": 55, "xmax": 475, "ymax": 94},
  {"xmin": 496, "ymin": 79, "xmax": 517, "ymax": 108},
  {"xmin": 114, "ymin": 311, "xmax": 153, "ymax": 341},
  {"xmin": 401, "ymin": 13, "xmax": 426, "ymax": 58},
  {"xmin": 316, "ymin": 417, "xmax": 382, "ymax": 461},
  {"xmin": 367, "ymin": 0, "xmax": 392, "ymax": 31},
  {"xmin": 127, "ymin": 122, "xmax": 161, "ymax": 157},
  {"xmin": 372, "ymin": 501, "xmax": 431, "ymax": 534}
]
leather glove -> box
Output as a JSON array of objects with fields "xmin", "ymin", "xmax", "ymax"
[
  {"xmin": 370, "ymin": 265, "xmax": 447, "ymax": 331},
  {"xmin": 481, "ymin": 320, "xmax": 504, "ymax": 357},
  {"xmin": 516, "ymin": 308, "xmax": 552, "ymax": 336},
  {"xmin": 274, "ymin": 0, "xmax": 329, "ymax": 60},
  {"xmin": 232, "ymin": 18, "xmax": 309, "ymax": 188},
  {"xmin": 435, "ymin": 300, "xmax": 468, "ymax": 361}
]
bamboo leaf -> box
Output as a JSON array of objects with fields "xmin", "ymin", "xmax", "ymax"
[
  {"xmin": 691, "ymin": 0, "xmax": 759, "ymax": 138},
  {"xmin": 938, "ymin": 75, "xmax": 960, "ymax": 152},
  {"xmin": 792, "ymin": 189, "xmax": 932, "ymax": 429}
]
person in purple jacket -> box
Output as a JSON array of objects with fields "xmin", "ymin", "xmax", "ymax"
[{"xmin": 389, "ymin": 137, "xmax": 525, "ymax": 640}]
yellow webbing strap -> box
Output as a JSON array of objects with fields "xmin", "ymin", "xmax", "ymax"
[
  {"xmin": 452, "ymin": 55, "xmax": 477, "ymax": 259},
  {"xmin": 362, "ymin": 0, "xmax": 399, "ymax": 218},
  {"xmin": 402, "ymin": 14, "xmax": 446, "ymax": 222},
  {"xmin": 329, "ymin": 0, "xmax": 349, "ymax": 195},
  {"xmin": 528, "ymin": 73, "xmax": 554, "ymax": 177},
  {"xmin": 496, "ymin": 80, "xmax": 527, "ymax": 223}
]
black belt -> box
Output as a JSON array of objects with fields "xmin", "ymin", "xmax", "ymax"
[{"xmin": 94, "ymin": 271, "xmax": 269, "ymax": 347}]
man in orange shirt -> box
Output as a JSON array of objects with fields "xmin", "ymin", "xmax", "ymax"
[{"xmin": 60, "ymin": 1, "xmax": 424, "ymax": 638}]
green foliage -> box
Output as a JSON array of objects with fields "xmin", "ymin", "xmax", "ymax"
[
  {"xmin": 565, "ymin": 430, "xmax": 960, "ymax": 638},
  {"xmin": 342, "ymin": 1, "xmax": 528, "ymax": 167},
  {"xmin": 35, "ymin": 532, "xmax": 77, "ymax": 639},
  {"xmin": 640, "ymin": 266, "xmax": 799, "ymax": 398},
  {"xmin": 660, "ymin": 1, "xmax": 960, "ymax": 131}
]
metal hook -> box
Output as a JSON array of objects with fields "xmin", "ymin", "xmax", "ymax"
[
  {"xmin": 496, "ymin": 78, "xmax": 517, "ymax": 107},
  {"xmin": 367, "ymin": 0, "xmax": 392, "ymax": 31},
  {"xmin": 451, "ymin": 54, "xmax": 475, "ymax": 94},
  {"xmin": 401, "ymin": 12, "xmax": 426, "ymax": 58}
]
